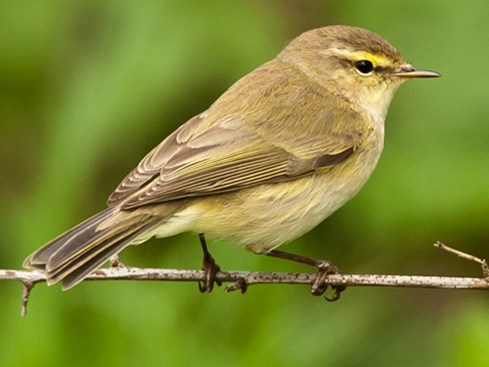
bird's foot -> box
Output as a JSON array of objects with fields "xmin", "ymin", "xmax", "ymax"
[
  {"xmin": 265, "ymin": 249, "xmax": 346, "ymax": 300},
  {"xmin": 198, "ymin": 233, "xmax": 222, "ymax": 293},
  {"xmin": 310, "ymin": 261, "xmax": 345, "ymax": 301}
]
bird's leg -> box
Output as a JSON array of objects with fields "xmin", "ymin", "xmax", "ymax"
[
  {"xmin": 198, "ymin": 233, "xmax": 222, "ymax": 292},
  {"xmin": 265, "ymin": 250, "xmax": 345, "ymax": 300}
]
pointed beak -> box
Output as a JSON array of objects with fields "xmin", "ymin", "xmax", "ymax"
[{"xmin": 394, "ymin": 64, "xmax": 441, "ymax": 78}]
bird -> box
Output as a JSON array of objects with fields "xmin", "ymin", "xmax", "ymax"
[{"xmin": 24, "ymin": 25, "xmax": 440, "ymax": 292}]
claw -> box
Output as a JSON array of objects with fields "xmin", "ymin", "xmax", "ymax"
[
  {"xmin": 324, "ymin": 285, "xmax": 346, "ymax": 302},
  {"xmin": 198, "ymin": 233, "xmax": 222, "ymax": 293},
  {"xmin": 199, "ymin": 255, "xmax": 221, "ymax": 293},
  {"xmin": 264, "ymin": 249, "xmax": 346, "ymax": 300},
  {"xmin": 310, "ymin": 261, "xmax": 345, "ymax": 301}
]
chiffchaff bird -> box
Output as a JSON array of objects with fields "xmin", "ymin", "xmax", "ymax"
[{"xmin": 24, "ymin": 25, "xmax": 440, "ymax": 291}]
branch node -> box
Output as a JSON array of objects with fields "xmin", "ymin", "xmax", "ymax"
[
  {"xmin": 21, "ymin": 281, "xmax": 34, "ymax": 317},
  {"xmin": 108, "ymin": 254, "xmax": 127, "ymax": 269},
  {"xmin": 481, "ymin": 260, "xmax": 489, "ymax": 280},
  {"xmin": 223, "ymin": 277, "xmax": 248, "ymax": 294}
]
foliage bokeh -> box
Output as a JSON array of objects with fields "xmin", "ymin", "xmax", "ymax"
[{"xmin": 1, "ymin": 1, "xmax": 488, "ymax": 366}]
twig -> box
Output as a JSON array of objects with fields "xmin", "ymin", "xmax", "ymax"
[
  {"xmin": 1, "ymin": 242, "xmax": 487, "ymax": 316},
  {"xmin": 21, "ymin": 282, "xmax": 34, "ymax": 317},
  {"xmin": 434, "ymin": 241, "xmax": 489, "ymax": 278}
]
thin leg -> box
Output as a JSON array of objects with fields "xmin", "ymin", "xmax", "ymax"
[
  {"xmin": 198, "ymin": 233, "xmax": 222, "ymax": 292},
  {"xmin": 265, "ymin": 250, "xmax": 346, "ymax": 300}
]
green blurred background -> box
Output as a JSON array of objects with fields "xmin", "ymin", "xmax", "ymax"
[{"xmin": 1, "ymin": 1, "xmax": 488, "ymax": 366}]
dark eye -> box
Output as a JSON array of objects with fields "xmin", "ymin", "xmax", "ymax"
[{"xmin": 354, "ymin": 60, "xmax": 374, "ymax": 75}]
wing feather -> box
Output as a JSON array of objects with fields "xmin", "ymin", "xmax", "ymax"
[{"xmin": 107, "ymin": 61, "xmax": 365, "ymax": 209}]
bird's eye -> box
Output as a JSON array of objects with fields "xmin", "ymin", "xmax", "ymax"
[{"xmin": 354, "ymin": 60, "xmax": 374, "ymax": 75}]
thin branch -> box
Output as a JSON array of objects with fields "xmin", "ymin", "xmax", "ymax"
[
  {"xmin": 2, "ymin": 267, "xmax": 489, "ymax": 289},
  {"xmin": 434, "ymin": 241, "xmax": 489, "ymax": 278},
  {"xmin": 2, "ymin": 242, "xmax": 488, "ymax": 316}
]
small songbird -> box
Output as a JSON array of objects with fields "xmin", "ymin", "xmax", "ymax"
[{"xmin": 24, "ymin": 25, "xmax": 440, "ymax": 291}]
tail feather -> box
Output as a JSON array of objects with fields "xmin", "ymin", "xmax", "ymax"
[
  {"xmin": 23, "ymin": 208, "xmax": 116, "ymax": 270},
  {"xmin": 45, "ymin": 216, "xmax": 143, "ymax": 272},
  {"xmin": 54, "ymin": 220, "xmax": 158, "ymax": 289},
  {"xmin": 23, "ymin": 208, "xmax": 161, "ymax": 290}
]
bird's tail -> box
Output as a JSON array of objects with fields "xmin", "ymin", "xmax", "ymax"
[{"xmin": 23, "ymin": 207, "xmax": 161, "ymax": 290}]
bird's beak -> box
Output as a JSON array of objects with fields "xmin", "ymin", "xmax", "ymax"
[{"xmin": 394, "ymin": 64, "xmax": 441, "ymax": 78}]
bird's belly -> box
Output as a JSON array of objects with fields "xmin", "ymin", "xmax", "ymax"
[
  {"xmin": 153, "ymin": 125, "xmax": 383, "ymax": 253},
  {"xmin": 188, "ymin": 153, "xmax": 378, "ymax": 253}
]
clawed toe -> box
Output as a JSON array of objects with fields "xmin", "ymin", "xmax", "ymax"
[
  {"xmin": 198, "ymin": 233, "xmax": 222, "ymax": 293},
  {"xmin": 311, "ymin": 261, "xmax": 345, "ymax": 301},
  {"xmin": 263, "ymin": 250, "xmax": 346, "ymax": 300},
  {"xmin": 199, "ymin": 256, "xmax": 222, "ymax": 293}
]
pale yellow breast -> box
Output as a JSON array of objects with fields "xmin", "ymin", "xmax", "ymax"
[{"xmin": 182, "ymin": 122, "xmax": 384, "ymax": 253}]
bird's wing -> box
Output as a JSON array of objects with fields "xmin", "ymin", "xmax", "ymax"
[{"xmin": 108, "ymin": 104, "xmax": 363, "ymax": 210}]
